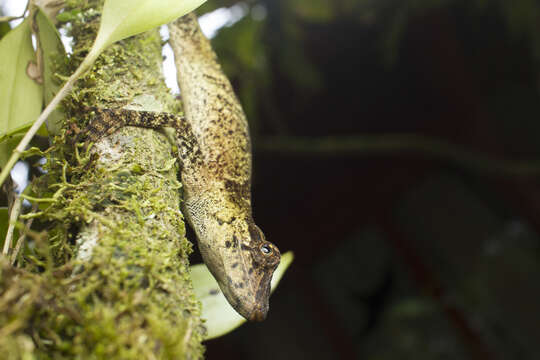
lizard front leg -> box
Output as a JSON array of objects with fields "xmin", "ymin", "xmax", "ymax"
[{"xmin": 83, "ymin": 107, "xmax": 201, "ymax": 169}]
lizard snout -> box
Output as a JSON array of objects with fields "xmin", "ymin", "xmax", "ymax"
[{"xmin": 247, "ymin": 303, "xmax": 269, "ymax": 321}]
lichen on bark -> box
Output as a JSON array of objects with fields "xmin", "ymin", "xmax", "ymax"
[{"xmin": 0, "ymin": 0, "xmax": 205, "ymax": 358}]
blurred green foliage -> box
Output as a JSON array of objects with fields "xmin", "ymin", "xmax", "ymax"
[
  {"xmin": 200, "ymin": 2, "xmax": 540, "ymax": 357},
  {"xmin": 203, "ymin": 0, "xmax": 540, "ymax": 137}
]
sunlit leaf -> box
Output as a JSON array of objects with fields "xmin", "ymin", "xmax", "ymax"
[
  {"xmin": 0, "ymin": 18, "xmax": 43, "ymax": 140},
  {"xmin": 191, "ymin": 251, "xmax": 294, "ymax": 340},
  {"xmin": 35, "ymin": 7, "xmax": 67, "ymax": 135},
  {"xmin": 93, "ymin": 0, "xmax": 207, "ymax": 55}
]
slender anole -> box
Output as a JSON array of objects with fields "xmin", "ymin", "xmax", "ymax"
[{"xmin": 82, "ymin": 13, "xmax": 281, "ymax": 321}]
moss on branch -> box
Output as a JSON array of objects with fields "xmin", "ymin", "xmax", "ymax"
[{"xmin": 0, "ymin": 0, "xmax": 204, "ymax": 358}]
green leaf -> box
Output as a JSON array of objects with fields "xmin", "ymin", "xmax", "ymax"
[
  {"xmin": 93, "ymin": 0, "xmax": 207, "ymax": 54},
  {"xmin": 191, "ymin": 251, "xmax": 294, "ymax": 340},
  {"xmin": 56, "ymin": 8, "xmax": 82, "ymax": 23},
  {"xmin": 0, "ymin": 18, "xmax": 43, "ymax": 140},
  {"xmin": 35, "ymin": 8, "xmax": 67, "ymax": 135}
]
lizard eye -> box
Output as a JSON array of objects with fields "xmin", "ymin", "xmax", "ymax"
[{"xmin": 260, "ymin": 243, "xmax": 272, "ymax": 255}]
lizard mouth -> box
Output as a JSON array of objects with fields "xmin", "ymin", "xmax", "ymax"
[
  {"xmin": 224, "ymin": 273, "xmax": 271, "ymax": 321},
  {"xmin": 248, "ymin": 304, "xmax": 269, "ymax": 321},
  {"xmin": 243, "ymin": 267, "xmax": 273, "ymax": 321},
  {"xmin": 222, "ymin": 263, "xmax": 273, "ymax": 321}
]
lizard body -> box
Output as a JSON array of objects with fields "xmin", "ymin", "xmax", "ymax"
[{"xmin": 83, "ymin": 14, "xmax": 280, "ymax": 321}]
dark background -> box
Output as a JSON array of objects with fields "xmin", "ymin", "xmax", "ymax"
[{"xmin": 196, "ymin": 0, "xmax": 540, "ymax": 359}]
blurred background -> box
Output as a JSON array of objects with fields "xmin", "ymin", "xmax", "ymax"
[
  {"xmin": 4, "ymin": 0, "xmax": 540, "ymax": 358},
  {"xmin": 195, "ymin": 0, "xmax": 540, "ymax": 359}
]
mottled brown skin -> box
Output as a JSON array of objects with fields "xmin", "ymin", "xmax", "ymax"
[{"xmin": 83, "ymin": 13, "xmax": 281, "ymax": 321}]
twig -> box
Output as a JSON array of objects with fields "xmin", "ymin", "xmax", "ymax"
[
  {"xmin": 19, "ymin": 193, "xmax": 56, "ymax": 203},
  {"xmin": 0, "ymin": 15, "xmax": 24, "ymax": 22},
  {"xmin": 2, "ymin": 195, "xmax": 23, "ymax": 256},
  {"xmin": 11, "ymin": 203, "xmax": 38, "ymax": 266}
]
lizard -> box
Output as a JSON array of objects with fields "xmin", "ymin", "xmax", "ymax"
[{"xmin": 81, "ymin": 13, "xmax": 281, "ymax": 322}]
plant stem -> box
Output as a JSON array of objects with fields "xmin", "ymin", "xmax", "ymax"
[{"xmin": 2, "ymin": 194, "xmax": 22, "ymax": 255}]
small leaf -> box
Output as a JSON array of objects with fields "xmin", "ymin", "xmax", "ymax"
[
  {"xmin": 35, "ymin": 8, "xmax": 67, "ymax": 135},
  {"xmin": 93, "ymin": 0, "xmax": 208, "ymax": 54},
  {"xmin": 191, "ymin": 251, "xmax": 294, "ymax": 340},
  {"xmin": 56, "ymin": 9, "xmax": 81, "ymax": 23},
  {"xmin": 0, "ymin": 18, "xmax": 43, "ymax": 140}
]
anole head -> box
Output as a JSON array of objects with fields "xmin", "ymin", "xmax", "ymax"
[{"xmin": 194, "ymin": 208, "xmax": 281, "ymax": 321}]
